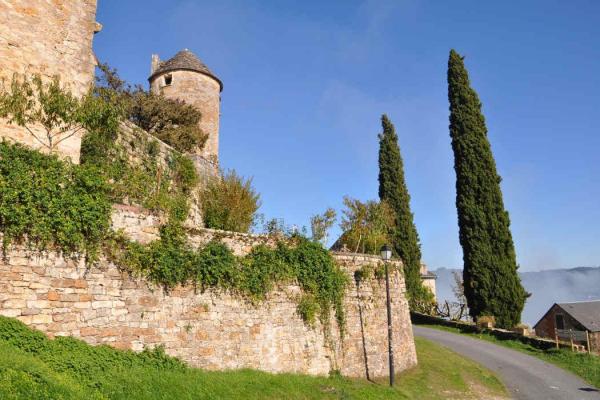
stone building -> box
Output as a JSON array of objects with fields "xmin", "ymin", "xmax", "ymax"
[
  {"xmin": 149, "ymin": 50, "xmax": 222, "ymax": 169},
  {"xmin": 534, "ymin": 301, "xmax": 600, "ymax": 354},
  {"xmin": 0, "ymin": 0, "xmax": 101, "ymax": 162},
  {"xmin": 420, "ymin": 263, "xmax": 437, "ymax": 300}
]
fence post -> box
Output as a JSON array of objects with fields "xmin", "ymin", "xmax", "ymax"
[
  {"xmin": 554, "ymin": 329, "xmax": 559, "ymax": 349},
  {"xmin": 569, "ymin": 329, "xmax": 574, "ymax": 352},
  {"xmin": 586, "ymin": 330, "xmax": 591, "ymax": 354}
]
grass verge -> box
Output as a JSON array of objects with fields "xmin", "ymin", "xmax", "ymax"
[
  {"xmin": 0, "ymin": 316, "xmax": 507, "ymax": 399},
  {"xmin": 416, "ymin": 323, "xmax": 600, "ymax": 389}
]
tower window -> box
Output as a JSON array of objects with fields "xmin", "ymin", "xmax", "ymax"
[{"xmin": 164, "ymin": 74, "xmax": 173, "ymax": 86}]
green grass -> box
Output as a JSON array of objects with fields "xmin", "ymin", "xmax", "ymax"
[
  {"xmin": 0, "ymin": 316, "xmax": 507, "ymax": 399},
  {"xmin": 417, "ymin": 323, "xmax": 600, "ymax": 389}
]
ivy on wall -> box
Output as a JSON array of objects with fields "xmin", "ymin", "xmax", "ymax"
[
  {"xmin": 108, "ymin": 228, "xmax": 348, "ymax": 330},
  {"xmin": 0, "ymin": 73, "xmax": 350, "ymax": 334},
  {"xmin": 0, "ymin": 139, "xmax": 348, "ymax": 331},
  {"xmin": 0, "ymin": 142, "xmax": 112, "ymax": 261},
  {"xmin": 81, "ymin": 124, "xmax": 197, "ymax": 221}
]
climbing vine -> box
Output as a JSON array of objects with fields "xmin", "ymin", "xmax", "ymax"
[
  {"xmin": 81, "ymin": 124, "xmax": 197, "ymax": 221},
  {"xmin": 108, "ymin": 231, "xmax": 347, "ymax": 331},
  {"xmin": 0, "ymin": 142, "xmax": 112, "ymax": 261},
  {"xmin": 0, "ymin": 74, "xmax": 350, "ymax": 335}
]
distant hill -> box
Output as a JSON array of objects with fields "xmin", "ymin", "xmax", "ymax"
[{"xmin": 433, "ymin": 266, "xmax": 600, "ymax": 325}]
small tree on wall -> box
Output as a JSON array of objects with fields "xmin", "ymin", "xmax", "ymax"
[
  {"xmin": 338, "ymin": 197, "xmax": 394, "ymax": 255},
  {"xmin": 0, "ymin": 74, "xmax": 119, "ymax": 154},
  {"xmin": 447, "ymin": 49, "xmax": 528, "ymax": 328},
  {"xmin": 201, "ymin": 169, "xmax": 261, "ymax": 233},
  {"xmin": 310, "ymin": 208, "xmax": 337, "ymax": 245}
]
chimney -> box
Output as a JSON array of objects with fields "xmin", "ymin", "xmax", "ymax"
[{"xmin": 151, "ymin": 54, "xmax": 161, "ymax": 74}]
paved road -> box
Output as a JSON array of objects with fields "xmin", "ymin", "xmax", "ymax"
[{"xmin": 414, "ymin": 326, "xmax": 600, "ymax": 400}]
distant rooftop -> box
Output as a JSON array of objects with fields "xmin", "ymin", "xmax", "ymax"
[
  {"xmin": 558, "ymin": 300, "xmax": 600, "ymax": 332},
  {"xmin": 149, "ymin": 49, "xmax": 222, "ymax": 91}
]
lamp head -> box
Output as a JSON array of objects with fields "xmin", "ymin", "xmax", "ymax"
[{"xmin": 380, "ymin": 244, "xmax": 392, "ymax": 261}]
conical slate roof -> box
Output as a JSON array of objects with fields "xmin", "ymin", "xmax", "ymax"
[{"xmin": 149, "ymin": 49, "xmax": 222, "ymax": 91}]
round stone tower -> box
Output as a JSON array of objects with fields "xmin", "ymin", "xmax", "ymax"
[{"xmin": 148, "ymin": 49, "xmax": 222, "ymax": 165}]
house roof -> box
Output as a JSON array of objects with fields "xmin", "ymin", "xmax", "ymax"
[
  {"xmin": 148, "ymin": 49, "xmax": 222, "ymax": 91},
  {"xmin": 557, "ymin": 301, "xmax": 600, "ymax": 332},
  {"xmin": 534, "ymin": 300, "xmax": 600, "ymax": 332}
]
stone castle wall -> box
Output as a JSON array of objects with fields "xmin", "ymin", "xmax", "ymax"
[
  {"xmin": 0, "ymin": 246, "xmax": 417, "ymax": 378},
  {"xmin": 110, "ymin": 203, "xmax": 275, "ymax": 255},
  {"xmin": 114, "ymin": 122, "xmax": 205, "ymax": 229},
  {"xmin": 0, "ymin": 0, "xmax": 100, "ymax": 162}
]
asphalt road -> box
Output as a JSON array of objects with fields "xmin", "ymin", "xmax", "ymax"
[{"xmin": 414, "ymin": 326, "xmax": 600, "ymax": 400}]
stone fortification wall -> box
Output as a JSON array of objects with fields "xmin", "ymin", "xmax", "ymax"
[
  {"xmin": 0, "ymin": 0, "xmax": 100, "ymax": 162},
  {"xmin": 114, "ymin": 122, "xmax": 204, "ymax": 229},
  {"xmin": 0, "ymin": 247, "xmax": 417, "ymax": 378},
  {"xmin": 110, "ymin": 203, "xmax": 274, "ymax": 255}
]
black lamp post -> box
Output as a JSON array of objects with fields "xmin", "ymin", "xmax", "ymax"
[{"xmin": 380, "ymin": 243, "xmax": 394, "ymax": 387}]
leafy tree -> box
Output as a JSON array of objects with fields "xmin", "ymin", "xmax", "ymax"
[
  {"xmin": 338, "ymin": 197, "xmax": 393, "ymax": 254},
  {"xmin": 310, "ymin": 208, "xmax": 336, "ymax": 245},
  {"xmin": 201, "ymin": 170, "xmax": 261, "ymax": 233},
  {"xmin": 447, "ymin": 49, "xmax": 527, "ymax": 328},
  {"xmin": 377, "ymin": 114, "xmax": 432, "ymax": 311},
  {"xmin": 95, "ymin": 63, "xmax": 207, "ymax": 153},
  {"xmin": 0, "ymin": 74, "xmax": 121, "ymax": 154}
]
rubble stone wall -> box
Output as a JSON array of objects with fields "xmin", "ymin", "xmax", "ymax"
[{"xmin": 0, "ymin": 247, "xmax": 416, "ymax": 378}]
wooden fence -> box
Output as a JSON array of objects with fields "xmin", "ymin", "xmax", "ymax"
[{"xmin": 556, "ymin": 329, "xmax": 593, "ymax": 353}]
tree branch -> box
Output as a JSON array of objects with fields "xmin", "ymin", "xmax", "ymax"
[
  {"xmin": 53, "ymin": 126, "xmax": 84, "ymax": 147},
  {"xmin": 23, "ymin": 124, "xmax": 50, "ymax": 149}
]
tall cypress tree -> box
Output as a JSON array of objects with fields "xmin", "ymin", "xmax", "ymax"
[
  {"xmin": 447, "ymin": 50, "xmax": 527, "ymax": 328},
  {"xmin": 378, "ymin": 115, "xmax": 431, "ymax": 310}
]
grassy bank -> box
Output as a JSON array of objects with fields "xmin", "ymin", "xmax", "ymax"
[
  {"xmin": 416, "ymin": 323, "xmax": 600, "ymax": 389},
  {"xmin": 0, "ymin": 316, "xmax": 507, "ymax": 399}
]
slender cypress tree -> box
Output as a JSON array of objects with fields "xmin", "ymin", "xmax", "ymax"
[
  {"xmin": 447, "ymin": 50, "xmax": 527, "ymax": 328},
  {"xmin": 378, "ymin": 115, "xmax": 431, "ymax": 310}
]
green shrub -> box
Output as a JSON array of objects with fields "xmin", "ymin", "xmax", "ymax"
[
  {"xmin": 353, "ymin": 264, "xmax": 374, "ymax": 283},
  {"xmin": 96, "ymin": 63, "xmax": 207, "ymax": 153},
  {"xmin": 297, "ymin": 294, "xmax": 320, "ymax": 326},
  {"xmin": 239, "ymin": 244, "xmax": 292, "ymax": 300},
  {"xmin": 202, "ymin": 170, "xmax": 261, "ymax": 233},
  {"xmin": 0, "ymin": 142, "xmax": 111, "ymax": 260},
  {"xmin": 194, "ymin": 241, "xmax": 238, "ymax": 290},
  {"xmin": 81, "ymin": 123, "xmax": 198, "ymax": 223},
  {"xmin": 169, "ymin": 153, "xmax": 198, "ymax": 194}
]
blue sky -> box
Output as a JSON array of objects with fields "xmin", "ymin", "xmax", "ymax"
[{"xmin": 95, "ymin": 0, "xmax": 600, "ymax": 271}]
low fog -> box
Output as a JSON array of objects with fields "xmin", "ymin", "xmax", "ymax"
[{"xmin": 433, "ymin": 267, "xmax": 600, "ymax": 325}]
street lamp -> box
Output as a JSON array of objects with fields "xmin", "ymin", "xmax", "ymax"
[{"xmin": 380, "ymin": 243, "xmax": 394, "ymax": 387}]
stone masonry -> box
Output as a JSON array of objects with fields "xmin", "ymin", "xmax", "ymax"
[
  {"xmin": 149, "ymin": 51, "xmax": 222, "ymax": 165},
  {"xmin": 0, "ymin": 246, "xmax": 417, "ymax": 378},
  {"xmin": 0, "ymin": 0, "xmax": 419, "ymax": 378},
  {"xmin": 0, "ymin": 0, "xmax": 100, "ymax": 162}
]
